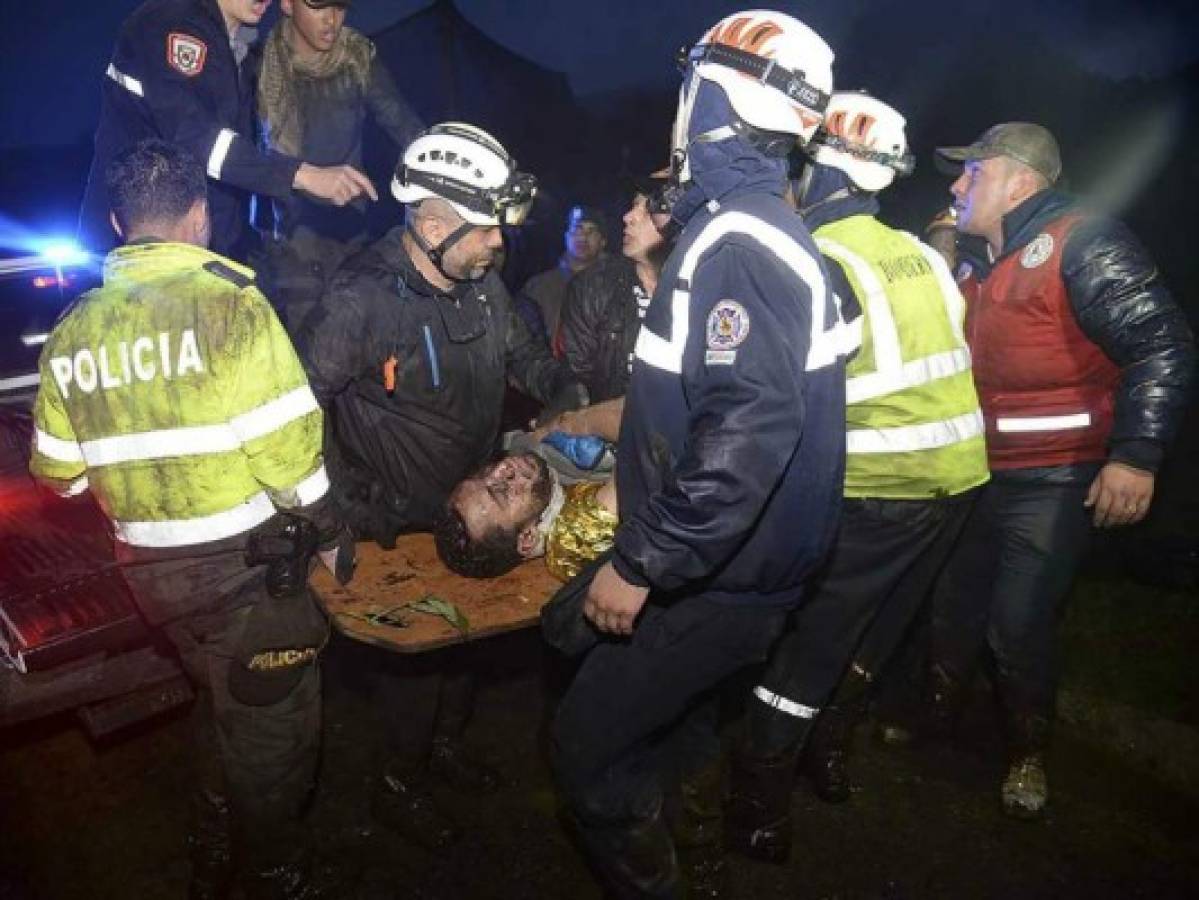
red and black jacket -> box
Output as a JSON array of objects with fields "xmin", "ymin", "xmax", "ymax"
[{"xmin": 958, "ymin": 190, "xmax": 1193, "ymax": 473}]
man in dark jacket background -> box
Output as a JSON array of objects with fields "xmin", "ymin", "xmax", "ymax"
[
  {"xmin": 299, "ymin": 122, "xmax": 585, "ymax": 848},
  {"xmin": 517, "ymin": 205, "xmax": 609, "ymax": 348},
  {"xmin": 929, "ymin": 122, "xmax": 1194, "ymax": 819},
  {"xmin": 256, "ymin": 0, "xmax": 424, "ymax": 331},
  {"xmin": 80, "ymin": 0, "xmax": 377, "ymax": 260},
  {"xmin": 558, "ymin": 185, "xmax": 673, "ymax": 403}
]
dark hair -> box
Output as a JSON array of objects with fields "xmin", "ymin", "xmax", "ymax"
[
  {"xmin": 106, "ymin": 139, "xmax": 207, "ymax": 235},
  {"xmin": 431, "ymin": 504, "xmax": 524, "ymax": 579}
]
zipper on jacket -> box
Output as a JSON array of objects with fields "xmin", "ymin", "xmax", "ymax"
[{"xmin": 422, "ymin": 324, "xmax": 442, "ymax": 390}]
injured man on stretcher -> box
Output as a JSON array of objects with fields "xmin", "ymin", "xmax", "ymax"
[{"xmin": 432, "ymin": 400, "xmax": 623, "ymax": 581}]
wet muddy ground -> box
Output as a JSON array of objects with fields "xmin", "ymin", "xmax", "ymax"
[{"xmin": 2, "ymin": 625, "xmax": 1197, "ymax": 900}]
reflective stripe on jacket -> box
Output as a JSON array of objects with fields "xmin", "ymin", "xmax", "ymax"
[
  {"xmin": 30, "ymin": 241, "xmax": 326, "ymax": 548},
  {"xmin": 817, "ymin": 215, "xmax": 988, "ymax": 499}
]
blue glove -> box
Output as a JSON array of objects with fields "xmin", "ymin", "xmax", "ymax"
[{"xmin": 542, "ymin": 432, "xmax": 607, "ymax": 470}]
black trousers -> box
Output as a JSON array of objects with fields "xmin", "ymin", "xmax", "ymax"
[
  {"xmin": 930, "ymin": 470, "xmax": 1095, "ymax": 719},
  {"xmin": 747, "ymin": 491, "xmax": 977, "ymax": 754},
  {"xmin": 123, "ymin": 551, "xmax": 323, "ymax": 874},
  {"xmin": 373, "ymin": 645, "xmax": 477, "ymax": 769},
  {"xmin": 552, "ymin": 595, "xmax": 788, "ymax": 826}
]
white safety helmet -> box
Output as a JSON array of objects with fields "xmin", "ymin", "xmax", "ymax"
[
  {"xmin": 810, "ymin": 91, "xmax": 914, "ymax": 192},
  {"xmin": 672, "ymin": 9, "xmax": 834, "ymax": 180},
  {"xmin": 392, "ymin": 123, "xmax": 537, "ymax": 227}
]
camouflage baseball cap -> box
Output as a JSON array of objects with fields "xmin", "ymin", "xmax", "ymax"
[{"xmin": 936, "ymin": 122, "xmax": 1061, "ymax": 184}]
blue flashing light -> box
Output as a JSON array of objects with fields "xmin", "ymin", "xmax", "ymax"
[{"xmin": 38, "ymin": 240, "xmax": 88, "ymax": 267}]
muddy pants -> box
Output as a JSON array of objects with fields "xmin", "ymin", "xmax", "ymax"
[
  {"xmin": 930, "ymin": 467, "xmax": 1096, "ymax": 721},
  {"xmin": 552, "ymin": 596, "xmax": 787, "ymax": 895},
  {"xmin": 122, "ymin": 549, "xmax": 322, "ymax": 886},
  {"xmin": 745, "ymin": 491, "xmax": 977, "ymax": 753}
]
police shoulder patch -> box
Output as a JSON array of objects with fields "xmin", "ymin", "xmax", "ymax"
[
  {"xmin": 706, "ymin": 300, "xmax": 750, "ymax": 350},
  {"xmin": 167, "ymin": 32, "xmax": 207, "ymax": 77},
  {"xmin": 1020, "ymin": 233, "xmax": 1054, "ymax": 269},
  {"xmin": 203, "ymin": 260, "xmax": 255, "ymax": 289}
]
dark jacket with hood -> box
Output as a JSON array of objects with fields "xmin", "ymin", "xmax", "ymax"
[
  {"xmin": 299, "ymin": 228, "xmax": 582, "ymax": 537},
  {"xmin": 959, "ymin": 189, "xmax": 1194, "ymax": 475},
  {"xmin": 612, "ymin": 83, "xmax": 851, "ymax": 608}
]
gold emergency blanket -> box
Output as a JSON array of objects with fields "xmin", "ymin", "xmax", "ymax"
[{"xmin": 545, "ymin": 482, "xmax": 618, "ymax": 582}]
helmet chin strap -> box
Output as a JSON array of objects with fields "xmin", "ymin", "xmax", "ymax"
[{"xmin": 409, "ymin": 219, "xmax": 478, "ymax": 282}]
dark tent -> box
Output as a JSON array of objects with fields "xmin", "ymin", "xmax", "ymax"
[{"xmin": 364, "ymin": 0, "xmax": 590, "ymax": 283}]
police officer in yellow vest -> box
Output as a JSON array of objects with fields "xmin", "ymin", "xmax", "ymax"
[
  {"xmin": 30, "ymin": 139, "xmax": 352, "ymax": 899},
  {"xmin": 727, "ymin": 93, "xmax": 989, "ymax": 863}
]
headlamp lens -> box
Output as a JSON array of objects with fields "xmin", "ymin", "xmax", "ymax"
[{"xmin": 493, "ymin": 171, "xmax": 537, "ymax": 226}]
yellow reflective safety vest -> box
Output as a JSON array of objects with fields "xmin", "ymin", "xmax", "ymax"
[
  {"xmin": 816, "ymin": 215, "xmax": 988, "ymax": 499},
  {"xmin": 30, "ymin": 241, "xmax": 327, "ymax": 548}
]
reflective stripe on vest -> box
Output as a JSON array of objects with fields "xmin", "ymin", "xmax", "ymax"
[
  {"xmin": 634, "ymin": 210, "xmax": 856, "ymax": 375},
  {"xmin": 115, "ymin": 490, "xmax": 277, "ymax": 548},
  {"xmin": 846, "ymin": 409, "xmax": 985, "ymax": 455},
  {"xmin": 819, "ymin": 234, "xmax": 972, "ymax": 405},
  {"xmin": 79, "ymin": 385, "xmax": 319, "ymax": 468}
]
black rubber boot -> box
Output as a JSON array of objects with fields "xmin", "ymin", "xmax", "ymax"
[
  {"xmin": 570, "ymin": 806, "xmax": 682, "ymax": 900},
  {"xmin": 674, "ymin": 760, "xmax": 728, "ymax": 900},
  {"xmin": 803, "ymin": 707, "xmax": 855, "ymax": 804},
  {"xmin": 370, "ymin": 766, "xmax": 460, "ymax": 850},
  {"xmin": 428, "ymin": 735, "xmax": 502, "ymax": 794},
  {"xmin": 724, "ymin": 748, "xmax": 798, "ymax": 864},
  {"xmin": 803, "ymin": 665, "xmax": 872, "ymax": 804}
]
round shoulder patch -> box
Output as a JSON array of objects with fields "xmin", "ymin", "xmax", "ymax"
[
  {"xmin": 707, "ymin": 300, "xmax": 750, "ymax": 350},
  {"xmin": 1020, "ymin": 232, "xmax": 1054, "ymax": 269}
]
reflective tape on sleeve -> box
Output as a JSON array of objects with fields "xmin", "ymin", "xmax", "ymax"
[
  {"xmin": 35, "ymin": 427, "xmax": 85, "ymax": 464},
  {"xmin": 207, "ymin": 129, "xmax": 237, "ymax": 180},
  {"xmin": 106, "ymin": 64, "xmax": 144, "ymax": 97}
]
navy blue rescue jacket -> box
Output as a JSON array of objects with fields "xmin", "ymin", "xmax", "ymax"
[
  {"xmin": 79, "ymin": 0, "xmax": 300, "ymax": 257},
  {"xmin": 613, "ymin": 140, "xmax": 853, "ymax": 608}
]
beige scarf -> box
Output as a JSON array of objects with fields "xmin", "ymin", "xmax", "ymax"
[{"xmin": 258, "ymin": 21, "xmax": 375, "ymax": 157}]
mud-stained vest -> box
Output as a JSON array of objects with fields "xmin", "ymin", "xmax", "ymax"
[{"xmin": 962, "ymin": 214, "xmax": 1120, "ymax": 469}]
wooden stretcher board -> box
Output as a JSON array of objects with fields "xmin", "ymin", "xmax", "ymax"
[{"xmin": 309, "ymin": 534, "xmax": 562, "ymax": 653}]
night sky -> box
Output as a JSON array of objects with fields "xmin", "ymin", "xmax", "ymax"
[{"xmin": 1, "ymin": 0, "xmax": 1196, "ymax": 150}]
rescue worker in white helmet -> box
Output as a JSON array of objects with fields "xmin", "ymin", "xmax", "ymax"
[
  {"xmin": 31, "ymin": 138, "xmax": 354, "ymax": 898},
  {"xmin": 297, "ymin": 122, "xmax": 586, "ymax": 849},
  {"xmin": 550, "ymin": 11, "xmax": 853, "ymax": 898},
  {"xmin": 725, "ymin": 91, "xmax": 990, "ymax": 863}
]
